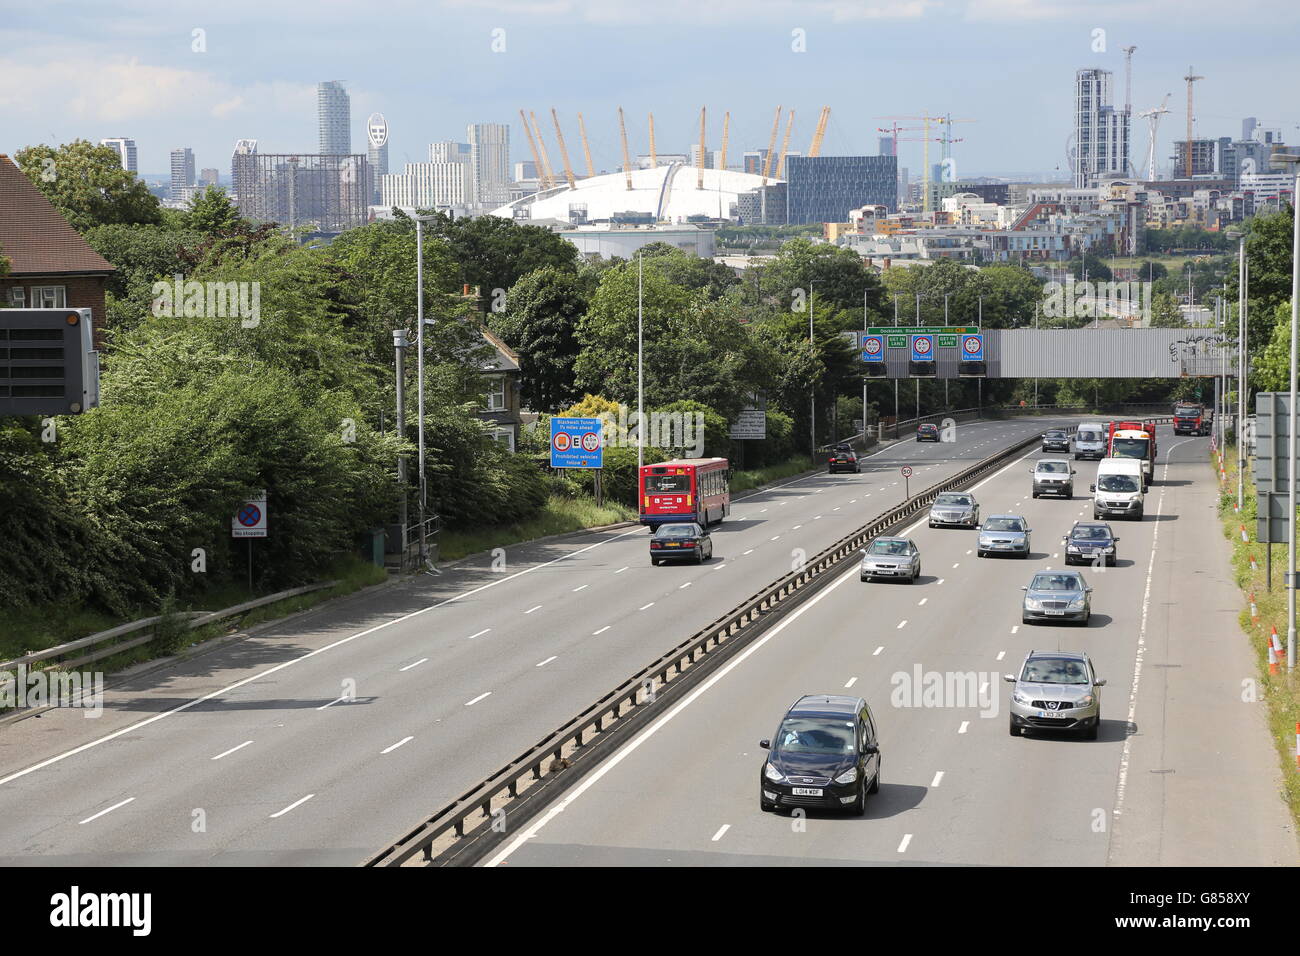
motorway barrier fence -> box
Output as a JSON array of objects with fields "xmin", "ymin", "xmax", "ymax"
[{"xmin": 368, "ymin": 413, "xmax": 1183, "ymax": 867}]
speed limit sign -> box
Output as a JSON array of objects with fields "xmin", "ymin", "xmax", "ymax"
[{"xmin": 901, "ymin": 466, "xmax": 913, "ymax": 478}]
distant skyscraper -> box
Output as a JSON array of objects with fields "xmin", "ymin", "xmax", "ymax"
[
  {"xmin": 1073, "ymin": 69, "xmax": 1130, "ymax": 188},
  {"xmin": 1243, "ymin": 117, "xmax": 1258, "ymax": 142},
  {"xmin": 199, "ymin": 168, "xmax": 220, "ymax": 187},
  {"xmin": 170, "ymin": 148, "xmax": 195, "ymax": 199},
  {"xmin": 318, "ymin": 81, "xmax": 351, "ymax": 155},
  {"xmin": 366, "ymin": 113, "xmax": 389, "ymax": 205},
  {"xmin": 468, "ymin": 123, "xmax": 511, "ymax": 207},
  {"xmin": 785, "ymin": 155, "xmax": 897, "ymax": 223},
  {"xmin": 100, "ymin": 137, "xmax": 137, "ymax": 173},
  {"xmin": 878, "ymin": 136, "xmax": 896, "ymax": 156}
]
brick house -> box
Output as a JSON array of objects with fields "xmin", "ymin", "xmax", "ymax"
[
  {"xmin": 477, "ymin": 327, "xmax": 524, "ymax": 451},
  {"xmin": 0, "ymin": 154, "xmax": 115, "ymax": 343}
]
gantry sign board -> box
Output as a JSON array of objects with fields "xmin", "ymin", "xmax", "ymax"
[
  {"xmin": 855, "ymin": 328, "xmax": 1213, "ymax": 379},
  {"xmin": 550, "ymin": 417, "xmax": 604, "ymax": 468},
  {"xmin": 729, "ymin": 400, "xmax": 767, "ymax": 440}
]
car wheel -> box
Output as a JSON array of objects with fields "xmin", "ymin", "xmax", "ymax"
[
  {"xmin": 850, "ymin": 780, "xmax": 867, "ymax": 816},
  {"xmin": 1107, "ymin": 555, "xmax": 1116, "ymax": 567},
  {"xmin": 929, "ymin": 521, "xmax": 935, "ymax": 528},
  {"xmin": 1083, "ymin": 717, "xmax": 1099, "ymax": 741},
  {"xmin": 694, "ymin": 547, "xmax": 703, "ymax": 565},
  {"xmin": 1032, "ymin": 491, "xmax": 1039, "ymax": 499},
  {"xmin": 651, "ymin": 557, "xmax": 660, "ymax": 566},
  {"xmin": 1009, "ymin": 717, "xmax": 1020, "ymax": 737},
  {"xmin": 860, "ymin": 574, "xmax": 871, "ymax": 583}
]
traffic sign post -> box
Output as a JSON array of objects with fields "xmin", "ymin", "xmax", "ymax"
[
  {"xmin": 860, "ymin": 334, "xmax": 885, "ymax": 363},
  {"xmin": 550, "ymin": 417, "xmax": 604, "ymax": 469},
  {"xmin": 910, "ymin": 335, "xmax": 935, "ymax": 362},
  {"xmin": 960, "ymin": 333, "xmax": 985, "ymax": 361},
  {"xmin": 901, "ymin": 465, "xmax": 913, "ymax": 498},
  {"xmin": 232, "ymin": 490, "xmax": 268, "ymax": 593}
]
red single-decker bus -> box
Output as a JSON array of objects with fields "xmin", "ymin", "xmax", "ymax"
[{"xmin": 639, "ymin": 458, "xmax": 731, "ymax": 528}]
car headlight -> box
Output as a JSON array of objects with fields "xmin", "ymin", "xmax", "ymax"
[
  {"xmin": 764, "ymin": 762, "xmax": 784, "ymax": 783},
  {"xmin": 1013, "ymin": 691, "xmax": 1031, "ymax": 705},
  {"xmin": 1069, "ymin": 597, "xmax": 1087, "ymax": 609},
  {"xmin": 1067, "ymin": 544, "xmax": 1081, "ymax": 552},
  {"xmin": 1024, "ymin": 598, "xmax": 1042, "ymax": 610},
  {"xmin": 1073, "ymin": 695, "xmax": 1095, "ymax": 708},
  {"xmin": 834, "ymin": 767, "xmax": 858, "ymax": 785},
  {"xmin": 1104, "ymin": 546, "xmax": 1115, "ymax": 553}
]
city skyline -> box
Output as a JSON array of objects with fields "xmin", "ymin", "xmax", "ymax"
[{"xmin": 5, "ymin": 1, "xmax": 1298, "ymax": 184}]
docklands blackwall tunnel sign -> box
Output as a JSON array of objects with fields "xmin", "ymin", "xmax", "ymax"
[{"xmin": 859, "ymin": 329, "xmax": 1226, "ymax": 379}]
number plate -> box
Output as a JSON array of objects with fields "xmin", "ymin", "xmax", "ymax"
[
  {"xmin": 791, "ymin": 787, "xmax": 823, "ymax": 796},
  {"xmin": 665, "ymin": 542, "xmax": 680, "ymax": 547},
  {"xmin": 1045, "ymin": 610, "xmax": 1065, "ymax": 616}
]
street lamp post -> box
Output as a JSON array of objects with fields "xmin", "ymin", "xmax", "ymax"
[
  {"xmin": 1271, "ymin": 152, "xmax": 1300, "ymax": 671},
  {"xmin": 1229, "ymin": 228, "xmax": 1247, "ymax": 512},
  {"xmin": 810, "ymin": 281, "xmax": 816, "ymax": 463},
  {"xmin": 393, "ymin": 329, "xmax": 409, "ymax": 553},
  {"xmin": 893, "ymin": 295, "xmax": 899, "ymax": 436},
  {"xmin": 414, "ymin": 216, "xmax": 431, "ymax": 569},
  {"xmin": 638, "ymin": 253, "xmax": 644, "ymax": 471}
]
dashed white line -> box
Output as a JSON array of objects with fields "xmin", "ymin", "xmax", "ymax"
[
  {"xmin": 593, "ymin": 626, "xmax": 611, "ymax": 636},
  {"xmin": 79, "ymin": 797, "xmax": 135, "ymax": 825},
  {"xmin": 793, "ymin": 525, "xmax": 803, "ymax": 530},
  {"xmin": 931, "ymin": 771, "xmax": 944, "ymax": 788},
  {"xmin": 465, "ymin": 692, "xmax": 492, "ymax": 706},
  {"xmin": 679, "ymin": 581, "xmax": 692, "ymax": 589},
  {"xmin": 711, "ymin": 824, "xmax": 730, "ymax": 842},
  {"xmin": 897, "ymin": 620, "xmax": 908, "ymax": 629},
  {"xmin": 952, "ymin": 563, "xmax": 960, "ymax": 568},
  {"xmin": 639, "ymin": 602, "xmax": 655, "ymax": 610},
  {"xmin": 615, "ymin": 566, "xmax": 629, "ymax": 574},
  {"xmin": 844, "ymin": 677, "xmax": 858, "ymax": 689},
  {"xmin": 771, "ymin": 535, "xmax": 781, "ymax": 541},
  {"xmin": 524, "ymin": 605, "xmax": 543, "ymax": 614},
  {"xmin": 713, "ymin": 563, "xmax": 727, "ymax": 571},
  {"xmin": 898, "ymin": 834, "xmax": 913, "ymax": 853},
  {"xmin": 399, "ymin": 658, "xmax": 428, "ymax": 672},
  {"xmin": 958, "ymin": 721, "xmax": 970, "ymax": 734},
  {"xmin": 996, "ymin": 651, "xmax": 1006, "ymax": 661},
  {"xmin": 467, "ymin": 628, "xmax": 490, "ymax": 640},
  {"xmin": 1011, "ymin": 625, "xmax": 1020, "ymax": 634},
  {"xmin": 873, "ymin": 646, "xmax": 884, "ymax": 656},
  {"xmin": 937, "ymin": 578, "xmax": 945, "ymax": 585},
  {"xmin": 743, "ymin": 549, "xmax": 754, "ymax": 555},
  {"xmin": 270, "ymin": 794, "xmax": 314, "ymax": 819},
  {"xmin": 212, "ymin": 740, "xmax": 253, "ymax": 761},
  {"xmin": 381, "ymin": 736, "xmax": 414, "ymax": 754},
  {"xmin": 572, "ymin": 584, "xmax": 589, "ymax": 592},
  {"xmin": 536, "ymin": 656, "xmax": 557, "ymax": 668}
]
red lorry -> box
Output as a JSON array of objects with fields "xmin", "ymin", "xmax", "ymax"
[
  {"xmin": 1172, "ymin": 402, "xmax": 1211, "ymax": 436},
  {"xmin": 1108, "ymin": 421, "xmax": 1157, "ymax": 488}
]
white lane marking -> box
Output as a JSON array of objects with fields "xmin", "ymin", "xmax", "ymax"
[
  {"xmin": 931, "ymin": 771, "xmax": 944, "ymax": 788},
  {"xmin": 966, "ymin": 549, "xmax": 972, "ymax": 555},
  {"xmin": 465, "ymin": 692, "xmax": 492, "ymax": 706},
  {"xmin": 761, "ymin": 508, "xmax": 769, "ymax": 513},
  {"xmin": 212, "ymin": 740, "xmax": 253, "ymax": 761},
  {"xmin": 1112, "ymin": 439, "xmax": 1188, "ymax": 826},
  {"xmin": 270, "ymin": 794, "xmax": 314, "ymax": 819},
  {"xmin": 996, "ymin": 651, "xmax": 1006, "ymax": 661},
  {"xmin": 711, "ymin": 824, "xmax": 730, "ymax": 842},
  {"xmin": 814, "ymin": 515, "xmax": 822, "ymax": 520},
  {"xmin": 937, "ymin": 578, "xmax": 945, "ymax": 585},
  {"xmin": 467, "ymin": 628, "xmax": 491, "ymax": 640},
  {"xmin": 793, "ymin": 524, "xmax": 803, "ymax": 530},
  {"xmin": 743, "ymin": 549, "xmax": 754, "ymax": 555},
  {"xmin": 639, "ymin": 602, "xmax": 655, "ymax": 611},
  {"xmin": 898, "ymin": 834, "xmax": 913, "ymax": 853},
  {"xmin": 679, "ymin": 581, "xmax": 692, "ymax": 589},
  {"xmin": 536, "ymin": 656, "xmax": 557, "ymax": 668},
  {"xmin": 487, "ymin": 555, "xmax": 862, "ymax": 866},
  {"xmin": 897, "ymin": 620, "xmax": 908, "ymax": 629},
  {"xmin": 833, "ymin": 507, "xmax": 841, "ymax": 511},
  {"xmin": 714, "ymin": 564, "xmax": 726, "ymax": 571},
  {"xmin": 918, "ymin": 598, "xmax": 927, "ymax": 606},
  {"xmin": 317, "ymin": 695, "xmax": 347, "ymax": 711},
  {"xmin": 952, "ymin": 563, "xmax": 960, "ymax": 568},
  {"xmin": 873, "ymin": 646, "xmax": 884, "ymax": 656},
  {"xmin": 1011, "ymin": 625, "xmax": 1019, "ymax": 634},
  {"xmin": 845, "ymin": 677, "xmax": 858, "ymax": 688},
  {"xmin": 381, "ymin": 736, "xmax": 414, "ymax": 754},
  {"xmin": 572, "ymin": 584, "xmax": 589, "ymax": 592},
  {"xmin": 850, "ymin": 499, "xmax": 858, "ymax": 503},
  {"xmin": 524, "ymin": 605, "xmax": 543, "ymax": 614},
  {"xmin": 615, "ymin": 566, "xmax": 629, "ymax": 574},
  {"xmin": 593, "ymin": 626, "xmax": 611, "ymax": 636},
  {"xmin": 399, "ymin": 658, "xmax": 428, "ymax": 672},
  {"xmin": 771, "ymin": 535, "xmax": 781, "ymax": 541},
  {"xmin": 79, "ymin": 797, "xmax": 135, "ymax": 825},
  {"xmin": 2, "ymin": 521, "xmax": 654, "ymax": 790}
]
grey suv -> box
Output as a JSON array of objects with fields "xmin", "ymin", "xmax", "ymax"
[
  {"xmin": 1031, "ymin": 458, "xmax": 1076, "ymax": 498},
  {"xmin": 1004, "ymin": 650, "xmax": 1106, "ymax": 739}
]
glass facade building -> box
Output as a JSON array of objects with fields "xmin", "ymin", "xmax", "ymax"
[{"xmin": 785, "ymin": 155, "xmax": 897, "ymax": 223}]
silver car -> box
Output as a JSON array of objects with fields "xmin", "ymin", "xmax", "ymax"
[
  {"xmin": 1021, "ymin": 569, "xmax": 1092, "ymax": 625},
  {"xmin": 977, "ymin": 514, "xmax": 1031, "ymax": 558},
  {"xmin": 860, "ymin": 536, "xmax": 921, "ymax": 583},
  {"xmin": 1004, "ymin": 650, "xmax": 1106, "ymax": 739},
  {"xmin": 928, "ymin": 492, "xmax": 980, "ymax": 528},
  {"xmin": 1031, "ymin": 458, "xmax": 1076, "ymax": 498}
]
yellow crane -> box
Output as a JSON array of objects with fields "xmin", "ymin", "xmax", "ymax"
[
  {"xmin": 878, "ymin": 114, "xmax": 944, "ymax": 212},
  {"xmin": 719, "ymin": 111, "xmax": 730, "ymax": 174},
  {"xmin": 697, "ymin": 106, "xmax": 707, "ymax": 189},
  {"xmin": 808, "ymin": 106, "xmax": 831, "ymax": 157},
  {"xmin": 776, "ymin": 108, "xmax": 795, "ymax": 179},
  {"xmin": 550, "ymin": 108, "xmax": 577, "ymax": 189},
  {"xmin": 648, "ymin": 112, "xmax": 658, "ymax": 169},
  {"xmin": 761, "ymin": 105, "xmax": 782, "ymax": 183},
  {"xmin": 617, "ymin": 106, "xmax": 634, "ymax": 191},
  {"xmin": 519, "ymin": 108, "xmax": 546, "ymax": 190},
  {"xmin": 576, "ymin": 112, "xmax": 595, "ymax": 177},
  {"xmin": 529, "ymin": 111, "xmax": 556, "ymax": 189},
  {"xmin": 1183, "ymin": 65, "xmax": 1204, "ymax": 178}
]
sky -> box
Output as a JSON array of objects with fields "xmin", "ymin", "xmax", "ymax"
[{"xmin": 3, "ymin": 0, "xmax": 1299, "ymax": 183}]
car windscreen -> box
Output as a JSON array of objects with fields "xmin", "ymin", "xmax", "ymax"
[
  {"xmin": 1174, "ymin": 406, "xmax": 1200, "ymax": 416},
  {"xmin": 1045, "ymin": 431, "xmax": 1066, "ymax": 439},
  {"xmin": 1111, "ymin": 438, "xmax": 1148, "ymax": 458},
  {"xmin": 1097, "ymin": 475, "xmax": 1139, "ymax": 493},
  {"xmin": 655, "ymin": 525, "xmax": 697, "ymax": 538},
  {"xmin": 1076, "ymin": 431, "xmax": 1101, "ymax": 442},
  {"xmin": 773, "ymin": 717, "xmax": 857, "ymax": 755},
  {"xmin": 646, "ymin": 474, "xmax": 690, "ymax": 492},
  {"xmin": 1021, "ymin": 658, "xmax": 1090, "ymax": 684},
  {"xmin": 935, "ymin": 494, "xmax": 971, "ymax": 506},
  {"xmin": 1071, "ymin": 526, "xmax": 1110, "ymax": 540},
  {"xmin": 1030, "ymin": 574, "xmax": 1081, "ymax": 591},
  {"xmin": 868, "ymin": 540, "xmax": 910, "ymax": 555},
  {"xmin": 984, "ymin": 518, "xmax": 1024, "ymax": 532},
  {"xmin": 1036, "ymin": 461, "xmax": 1069, "ymax": 473}
]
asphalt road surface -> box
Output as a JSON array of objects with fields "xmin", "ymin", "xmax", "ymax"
[{"xmin": 488, "ymin": 428, "xmax": 1298, "ymax": 867}]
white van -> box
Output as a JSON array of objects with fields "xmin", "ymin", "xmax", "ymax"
[
  {"xmin": 1073, "ymin": 423, "xmax": 1107, "ymax": 461},
  {"xmin": 1092, "ymin": 458, "xmax": 1144, "ymax": 520}
]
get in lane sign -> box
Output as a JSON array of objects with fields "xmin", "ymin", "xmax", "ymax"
[{"xmin": 550, "ymin": 417, "xmax": 603, "ymax": 468}]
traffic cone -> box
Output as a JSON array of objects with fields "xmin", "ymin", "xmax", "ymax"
[
  {"xmin": 1269, "ymin": 644, "xmax": 1280, "ymax": 675},
  {"xmin": 1241, "ymin": 525, "xmax": 1249, "ymax": 543},
  {"xmin": 1250, "ymin": 593, "xmax": 1259, "ymax": 624},
  {"xmin": 1250, "ymin": 556, "xmax": 1258, "ymax": 572}
]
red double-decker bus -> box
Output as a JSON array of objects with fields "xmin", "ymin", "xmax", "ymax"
[{"xmin": 638, "ymin": 458, "xmax": 731, "ymax": 528}]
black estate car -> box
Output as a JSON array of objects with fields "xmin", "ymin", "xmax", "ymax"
[{"xmin": 760, "ymin": 695, "xmax": 881, "ymax": 815}]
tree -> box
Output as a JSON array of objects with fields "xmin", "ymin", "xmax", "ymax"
[
  {"xmin": 490, "ymin": 266, "xmax": 586, "ymax": 412},
  {"xmin": 15, "ymin": 140, "xmax": 162, "ymax": 232},
  {"xmin": 636, "ymin": 243, "xmax": 739, "ymax": 301},
  {"xmin": 426, "ymin": 212, "xmax": 579, "ymax": 302},
  {"xmin": 85, "ymin": 224, "xmax": 204, "ymax": 298},
  {"xmin": 187, "ymin": 186, "xmax": 249, "ymax": 235},
  {"xmin": 1148, "ymin": 291, "xmax": 1186, "ymax": 328},
  {"xmin": 752, "ymin": 237, "xmax": 885, "ymax": 314}
]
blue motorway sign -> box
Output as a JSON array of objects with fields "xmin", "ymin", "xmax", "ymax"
[
  {"xmin": 910, "ymin": 333, "xmax": 935, "ymax": 362},
  {"xmin": 550, "ymin": 417, "xmax": 604, "ymax": 468},
  {"xmin": 960, "ymin": 333, "xmax": 985, "ymax": 362},
  {"xmin": 860, "ymin": 333, "xmax": 885, "ymax": 363}
]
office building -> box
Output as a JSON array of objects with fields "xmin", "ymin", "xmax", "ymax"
[
  {"xmin": 785, "ymin": 155, "xmax": 897, "ymax": 223},
  {"xmin": 1171, "ymin": 140, "xmax": 1216, "ymax": 178},
  {"xmin": 199, "ymin": 168, "xmax": 220, "ymax": 187},
  {"xmin": 317, "ymin": 81, "xmax": 350, "ymax": 155},
  {"xmin": 366, "ymin": 113, "xmax": 389, "ymax": 206},
  {"xmin": 514, "ymin": 161, "xmax": 538, "ymax": 181},
  {"xmin": 232, "ymin": 140, "xmax": 369, "ymax": 233},
  {"xmin": 99, "ymin": 137, "xmax": 137, "ymax": 173},
  {"xmin": 170, "ymin": 148, "xmax": 195, "ymax": 200},
  {"xmin": 1073, "ymin": 69, "xmax": 1130, "ymax": 188},
  {"xmin": 879, "ymin": 136, "xmax": 896, "ymax": 157},
  {"xmin": 468, "ymin": 123, "xmax": 511, "ymax": 207},
  {"xmin": 381, "ymin": 160, "xmax": 473, "ymax": 210}
]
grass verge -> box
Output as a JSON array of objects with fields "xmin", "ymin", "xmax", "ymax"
[
  {"xmin": 730, "ymin": 456, "xmax": 818, "ymax": 494},
  {"xmin": 1213, "ymin": 442, "xmax": 1300, "ymax": 832},
  {"xmin": 438, "ymin": 494, "xmax": 637, "ymax": 563}
]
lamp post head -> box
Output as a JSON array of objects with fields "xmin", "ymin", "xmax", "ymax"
[{"xmin": 393, "ymin": 329, "xmax": 409, "ymax": 349}]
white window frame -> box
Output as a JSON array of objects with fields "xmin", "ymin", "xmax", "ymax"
[
  {"xmin": 484, "ymin": 374, "xmax": 507, "ymax": 412},
  {"xmin": 489, "ymin": 427, "xmax": 515, "ymax": 452},
  {"xmin": 7, "ymin": 287, "xmax": 25, "ymax": 307},
  {"xmin": 31, "ymin": 286, "xmax": 66, "ymax": 308}
]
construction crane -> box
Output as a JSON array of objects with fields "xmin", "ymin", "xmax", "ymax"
[
  {"xmin": 1138, "ymin": 94, "xmax": 1171, "ymax": 181},
  {"xmin": 697, "ymin": 106, "xmax": 707, "ymax": 190},
  {"xmin": 529, "ymin": 111, "xmax": 556, "ymax": 189},
  {"xmin": 519, "ymin": 109, "xmax": 547, "ymax": 191},
  {"xmin": 934, "ymin": 113, "xmax": 975, "ymax": 164},
  {"xmin": 719, "ymin": 111, "xmax": 730, "ymax": 174},
  {"xmin": 761, "ymin": 105, "xmax": 782, "ymax": 183},
  {"xmin": 576, "ymin": 112, "xmax": 595, "ymax": 177},
  {"xmin": 648, "ymin": 112, "xmax": 658, "ymax": 169},
  {"xmin": 550, "ymin": 109, "xmax": 577, "ymax": 189},
  {"xmin": 776, "ymin": 109, "xmax": 795, "ymax": 179},
  {"xmin": 1183, "ymin": 65, "xmax": 1203, "ymax": 178},
  {"xmin": 617, "ymin": 106, "xmax": 634, "ymax": 191},
  {"xmin": 808, "ymin": 106, "xmax": 831, "ymax": 157},
  {"xmin": 1121, "ymin": 46, "xmax": 1137, "ymax": 175}
]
